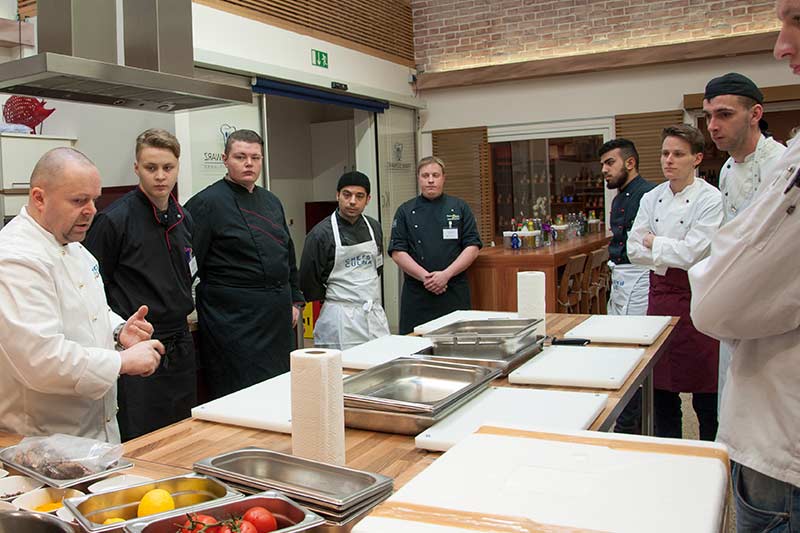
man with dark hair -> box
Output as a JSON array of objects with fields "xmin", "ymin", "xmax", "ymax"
[
  {"xmin": 85, "ymin": 129, "xmax": 196, "ymax": 441},
  {"xmin": 299, "ymin": 171, "xmax": 390, "ymax": 349},
  {"xmin": 689, "ymin": 5, "xmax": 800, "ymax": 527},
  {"xmin": 702, "ymin": 72, "xmax": 786, "ymax": 405},
  {"xmin": 389, "ymin": 156, "xmax": 482, "ymax": 334},
  {"xmin": 628, "ymin": 124, "xmax": 723, "ymax": 441},
  {"xmin": 186, "ymin": 129, "xmax": 304, "ymax": 399},
  {"xmin": 598, "ymin": 138, "xmax": 654, "ymax": 434},
  {"xmin": 0, "ymin": 147, "xmax": 162, "ymax": 442}
]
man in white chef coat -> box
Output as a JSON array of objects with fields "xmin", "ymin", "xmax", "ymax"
[
  {"xmin": 0, "ymin": 147, "xmax": 164, "ymax": 443},
  {"xmin": 690, "ymin": 2, "xmax": 800, "ymax": 529},
  {"xmin": 701, "ymin": 72, "xmax": 786, "ymax": 405}
]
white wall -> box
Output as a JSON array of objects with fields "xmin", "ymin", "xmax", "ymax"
[
  {"xmin": 418, "ymin": 53, "xmax": 797, "ymax": 139},
  {"xmin": 191, "ymin": 3, "xmax": 418, "ymax": 107},
  {"xmin": 0, "ymin": 95, "xmax": 174, "ymax": 188}
]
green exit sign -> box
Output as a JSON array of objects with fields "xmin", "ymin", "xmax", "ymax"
[{"xmin": 312, "ymin": 49, "xmax": 328, "ymax": 68}]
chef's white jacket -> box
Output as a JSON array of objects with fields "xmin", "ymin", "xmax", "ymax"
[
  {"xmin": 628, "ymin": 178, "xmax": 723, "ymax": 275},
  {"xmin": 719, "ymin": 134, "xmax": 785, "ymax": 224},
  {"xmin": 0, "ymin": 207, "xmax": 123, "ymax": 442},
  {"xmin": 690, "ymin": 138, "xmax": 800, "ymax": 488}
]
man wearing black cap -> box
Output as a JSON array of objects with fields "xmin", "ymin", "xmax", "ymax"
[
  {"xmin": 702, "ymin": 72, "xmax": 786, "ymax": 404},
  {"xmin": 299, "ymin": 171, "xmax": 390, "ymax": 349}
]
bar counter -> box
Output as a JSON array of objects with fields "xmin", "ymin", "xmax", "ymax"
[{"xmin": 468, "ymin": 232, "xmax": 611, "ymax": 312}]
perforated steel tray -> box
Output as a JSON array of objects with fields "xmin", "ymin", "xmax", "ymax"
[{"xmin": 423, "ymin": 318, "xmax": 543, "ymax": 356}]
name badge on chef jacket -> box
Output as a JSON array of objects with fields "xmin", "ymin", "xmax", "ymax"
[
  {"xmin": 185, "ymin": 247, "xmax": 198, "ymax": 277},
  {"xmin": 376, "ymin": 254, "xmax": 384, "ymax": 268},
  {"xmin": 443, "ymin": 228, "xmax": 459, "ymax": 239}
]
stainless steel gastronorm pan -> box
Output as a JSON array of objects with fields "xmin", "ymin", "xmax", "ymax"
[
  {"xmin": 425, "ymin": 340, "xmax": 544, "ymax": 376},
  {"xmin": 63, "ymin": 473, "xmax": 240, "ymax": 532},
  {"xmin": 342, "ymin": 357, "xmax": 500, "ymax": 414},
  {"xmin": 423, "ymin": 318, "xmax": 544, "ymax": 356},
  {"xmin": 193, "ymin": 448, "xmax": 392, "ymax": 511},
  {"xmin": 0, "ymin": 445, "xmax": 134, "ymax": 489},
  {"xmin": 218, "ymin": 484, "xmax": 391, "ymax": 533},
  {"xmin": 123, "ymin": 491, "xmax": 324, "ymax": 533},
  {"xmin": 343, "ymin": 379, "xmax": 488, "ymax": 435}
]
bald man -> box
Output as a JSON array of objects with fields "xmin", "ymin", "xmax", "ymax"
[{"xmin": 0, "ymin": 147, "xmax": 163, "ymax": 442}]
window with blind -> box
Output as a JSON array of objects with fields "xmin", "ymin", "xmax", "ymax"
[
  {"xmin": 431, "ymin": 127, "xmax": 493, "ymax": 245},
  {"xmin": 614, "ymin": 110, "xmax": 685, "ymax": 184}
]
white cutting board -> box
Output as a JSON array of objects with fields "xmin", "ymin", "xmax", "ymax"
[
  {"xmin": 414, "ymin": 387, "xmax": 607, "ymax": 452},
  {"xmin": 191, "ymin": 372, "xmax": 294, "ymax": 433},
  {"xmin": 341, "ymin": 335, "xmax": 433, "ymax": 370},
  {"xmin": 354, "ymin": 430, "xmax": 729, "ymax": 533},
  {"xmin": 413, "ymin": 310, "xmax": 519, "ymax": 335},
  {"xmin": 564, "ymin": 314, "xmax": 671, "ymax": 345},
  {"xmin": 508, "ymin": 345, "xmax": 645, "ymax": 389}
]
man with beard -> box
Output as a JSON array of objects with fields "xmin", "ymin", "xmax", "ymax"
[
  {"xmin": 599, "ymin": 138, "xmax": 654, "ymax": 434},
  {"xmin": 701, "ymin": 72, "xmax": 786, "ymax": 405},
  {"xmin": 0, "ymin": 148, "xmax": 162, "ymax": 442}
]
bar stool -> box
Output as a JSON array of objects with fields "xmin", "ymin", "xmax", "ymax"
[
  {"xmin": 557, "ymin": 253, "xmax": 587, "ymax": 314},
  {"xmin": 580, "ymin": 246, "xmax": 610, "ymax": 314},
  {"xmin": 597, "ymin": 250, "xmax": 611, "ymax": 314}
]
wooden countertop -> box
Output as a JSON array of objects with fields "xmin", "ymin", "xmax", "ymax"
[
  {"xmin": 0, "ymin": 313, "xmax": 676, "ymax": 492},
  {"xmin": 476, "ymin": 232, "xmax": 611, "ymax": 265}
]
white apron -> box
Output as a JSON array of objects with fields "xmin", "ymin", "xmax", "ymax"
[
  {"xmin": 607, "ymin": 261, "xmax": 650, "ymax": 316},
  {"xmin": 313, "ymin": 213, "xmax": 390, "ymax": 350}
]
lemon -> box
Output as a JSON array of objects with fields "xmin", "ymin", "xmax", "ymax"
[
  {"xmin": 136, "ymin": 488, "xmax": 175, "ymax": 517},
  {"xmin": 102, "ymin": 518, "xmax": 126, "ymax": 524},
  {"xmin": 34, "ymin": 502, "xmax": 62, "ymax": 513}
]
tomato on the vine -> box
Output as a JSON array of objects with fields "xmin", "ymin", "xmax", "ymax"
[
  {"xmin": 179, "ymin": 513, "xmax": 217, "ymax": 533},
  {"xmin": 243, "ymin": 506, "xmax": 278, "ymax": 533}
]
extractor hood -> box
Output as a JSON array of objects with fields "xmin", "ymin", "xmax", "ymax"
[{"xmin": 0, "ymin": 0, "xmax": 253, "ymax": 112}]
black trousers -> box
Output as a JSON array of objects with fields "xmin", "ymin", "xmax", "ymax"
[
  {"xmin": 654, "ymin": 389, "xmax": 718, "ymax": 441},
  {"xmin": 613, "ymin": 387, "xmax": 642, "ymax": 435},
  {"xmin": 117, "ymin": 329, "xmax": 197, "ymax": 441}
]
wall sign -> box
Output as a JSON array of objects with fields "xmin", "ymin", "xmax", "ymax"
[{"xmin": 312, "ymin": 49, "xmax": 329, "ymax": 68}]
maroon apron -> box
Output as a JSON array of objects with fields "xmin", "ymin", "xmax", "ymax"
[{"xmin": 648, "ymin": 268, "xmax": 719, "ymax": 393}]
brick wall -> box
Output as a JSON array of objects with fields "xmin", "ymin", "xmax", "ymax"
[{"xmin": 412, "ymin": 0, "xmax": 780, "ymax": 73}]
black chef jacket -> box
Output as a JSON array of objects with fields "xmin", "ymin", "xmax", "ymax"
[
  {"xmin": 388, "ymin": 193, "xmax": 482, "ymax": 334},
  {"xmin": 84, "ymin": 187, "xmax": 196, "ymax": 441},
  {"xmin": 609, "ymin": 175, "xmax": 654, "ymax": 265},
  {"xmin": 185, "ymin": 178, "xmax": 304, "ymax": 400},
  {"xmin": 299, "ymin": 210, "xmax": 383, "ymax": 302},
  {"xmin": 85, "ymin": 187, "xmax": 194, "ymax": 336}
]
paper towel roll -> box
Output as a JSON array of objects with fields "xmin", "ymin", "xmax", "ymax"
[
  {"xmin": 517, "ymin": 271, "xmax": 547, "ymax": 336},
  {"xmin": 291, "ymin": 348, "xmax": 346, "ymax": 465}
]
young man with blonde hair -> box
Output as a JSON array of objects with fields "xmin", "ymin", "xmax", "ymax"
[{"xmin": 85, "ymin": 128, "xmax": 195, "ymax": 441}]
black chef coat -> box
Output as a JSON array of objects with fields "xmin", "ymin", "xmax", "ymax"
[
  {"xmin": 609, "ymin": 175, "xmax": 655, "ymax": 265},
  {"xmin": 186, "ymin": 178, "xmax": 304, "ymax": 400},
  {"xmin": 84, "ymin": 187, "xmax": 196, "ymax": 441},
  {"xmin": 299, "ymin": 210, "xmax": 383, "ymax": 302},
  {"xmin": 388, "ymin": 193, "xmax": 482, "ymax": 334}
]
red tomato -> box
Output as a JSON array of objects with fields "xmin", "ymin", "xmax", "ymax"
[
  {"xmin": 243, "ymin": 506, "xmax": 278, "ymax": 533},
  {"xmin": 238, "ymin": 519, "xmax": 259, "ymax": 533},
  {"xmin": 179, "ymin": 513, "xmax": 217, "ymax": 533}
]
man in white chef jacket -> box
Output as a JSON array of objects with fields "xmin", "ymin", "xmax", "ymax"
[
  {"xmin": 690, "ymin": 3, "xmax": 800, "ymax": 528},
  {"xmin": 701, "ymin": 72, "xmax": 786, "ymax": 406},
  {"xmin": 0, "ymin": 148, "xmax": 164, "ymax": 443}
]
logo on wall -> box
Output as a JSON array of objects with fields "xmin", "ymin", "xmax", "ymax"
[
  {"xmin": 220, "ymin": 123, "xmax": 236, "ymax": 145},
  {"xmin": 388, "ymin": 141, "xmax": 412, "ymax": 170}
]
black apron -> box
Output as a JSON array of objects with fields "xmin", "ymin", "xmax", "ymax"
[
  {"xmin": 116, "ymin": 328, "xmax": 196, "ymax": 441},
  {"xmin": 399, "ymin": 276, "xmax": 471, "ymax": 334}
]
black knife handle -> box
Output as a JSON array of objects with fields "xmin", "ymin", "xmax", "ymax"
[{"xmin": 551, "ymin": 337, "xmax": 591, "ymax": 346}]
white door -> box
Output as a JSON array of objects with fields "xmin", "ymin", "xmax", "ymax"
[{"xmin": 376, "ymin": 106, "xmax": 417, "ymax": 333}]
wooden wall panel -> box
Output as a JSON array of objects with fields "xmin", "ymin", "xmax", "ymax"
[
  {"xmin": 18, "ymin": 1, "xmax": 414, "ymax": 67},
  {"xmin": 615, "ymin": 110, "xmax": 685, "ymax": 184},
  {"xmin": 431, "ymin": 127, "xmax": 492, "ymax": 246}
]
